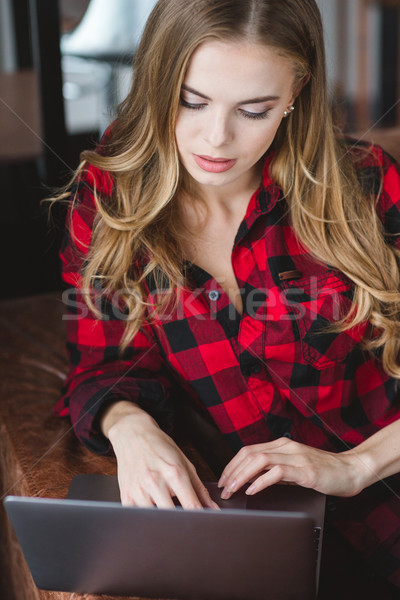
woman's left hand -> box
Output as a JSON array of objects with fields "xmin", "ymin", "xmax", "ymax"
[{"xmin": 218, "ymin": 437, "xmax": 371, "ymax": 499}]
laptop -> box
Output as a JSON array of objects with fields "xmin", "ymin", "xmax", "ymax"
[{"xmin": 4, "ymin": 474, "xmax": 325, "ymax": 600}]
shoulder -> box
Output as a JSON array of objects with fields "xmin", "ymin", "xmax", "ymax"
[
  {"xmin": 69, "ymin": 125, "xmax": 117, "ymax": 221},
  {"xmin": 338, "ymin": 135, "xmax": 400, "ymax": 202},
  {"xmin": 77, "ymin": 125, "xmax": 115, "ymax": 198},
  {"xmin": 335, "ymin": 136, "xmax": 400, "ymax": 245},
  {"xmin": 339, "ymin": 134, "xmax": 399, "ymax": 174},
  {"xmin": 341, "ymin": 134, "xmax": 396, "ymax": 180},
  {"xmin": 61, "ymin": 126, "xmax": 116, "ymax": 262},
  {"xmin": 343, "ymin": 136, "xmax": 400, "ymax": 243}
]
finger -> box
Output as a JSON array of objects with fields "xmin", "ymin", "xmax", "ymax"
[
  {"xmin": 166, "ymin": 467, "xmax": 204, "ymax": 510},
  {"xmin": 120, "ymin": 486, "xmax": 155, "ymax": 507},
  {"xmin": 172, "ymin": 485, "xmax": 203, "ymax": 509},
  {"xmin": 220, "ymin": 452, "xmax": 301, "ymax": 499},
  {"xmin": 120, "ymin": 492, "xmax": 136, "ymax": 507},
  {"xmin": 166, "ymin": 460, "xmax": 219, "ymax": 510},
  {"xmin": 218, "ymin": 446, "xmax": 258, "ymax": 487},
  {"xmin": 190, "ymin": 476, "xmax": 220, "ymax": 510},
  {"xmin": 218, "ymin": 439, "xmax": 294, "ymax": 487},
  {"xmin": 149, "ymin": 482, "xmax": 177, "ymax": 509},
  {"xmin": 259, "ymin": 437, "xmax": 295, "ymax": 450},
  {"xmin": 139, "ymin": 466, "xmax": 196, "ymax": 509},
  {"xmin": 245, "ymin": 464, "xmax": 301, "ymax": 495}
]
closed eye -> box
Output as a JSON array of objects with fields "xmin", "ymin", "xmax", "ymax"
[
  {"xmin": 180, "ymin": 98, "xmax": 206, "ymax": 111},
  {"xmin": 180, "ymin": 97, "xmax": 272, "ymax": 120},
  {"xmin": 239, "ymin": 109, "xmax": 272, "ymax": 120}
]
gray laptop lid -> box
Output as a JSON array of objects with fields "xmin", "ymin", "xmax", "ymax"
[{"xmin": 4, "ymin": 475, "xmax": 325, "ymax": 600}]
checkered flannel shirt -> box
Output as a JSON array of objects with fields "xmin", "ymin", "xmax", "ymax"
[{"xmin": 55, "ymin": 137, "xmax": 400, "ymax": 585}]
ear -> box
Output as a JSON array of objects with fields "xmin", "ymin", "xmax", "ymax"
[{"xmin": 290, "ymin": 72, "xmax": 311, "ymax": 104}]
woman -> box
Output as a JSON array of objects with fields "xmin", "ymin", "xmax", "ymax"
[{"xmin": 54, "ymin": 0, "xmax": 400, "ymax": 591}]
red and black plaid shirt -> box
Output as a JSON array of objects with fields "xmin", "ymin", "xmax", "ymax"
[{"xmin": 55, "ymin": 137, "xmax": 400, "ymax": 585}]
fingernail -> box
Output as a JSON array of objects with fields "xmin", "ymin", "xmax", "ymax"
[
  {"xmin": 245, "ymin": 484, "xmax": 255, "ymax": 495},
  {"xmin": 220, "ymin": 489, "xmax": 230, "ymax": 500},
  {"xmin": 218, "ymin": 475, "xmax": 226, "ymax": 488}
]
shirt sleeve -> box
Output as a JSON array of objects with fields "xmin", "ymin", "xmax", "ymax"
[{"xmin": 54, "ymin": 163, "xmax": 177, "ymax": 454}]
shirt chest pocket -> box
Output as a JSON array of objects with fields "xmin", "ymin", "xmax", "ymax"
[{"xmin": 281, "ymin": 271, "xmax": 365, "ymax": 369}]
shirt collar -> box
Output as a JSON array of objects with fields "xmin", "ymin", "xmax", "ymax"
[
  {"xmin": 236, "ymin": 151, "xmax": 283, "ymax": 244},
  {"xmin": 244, "ymin": 151, "xmax": 282, "ymax": 217}
]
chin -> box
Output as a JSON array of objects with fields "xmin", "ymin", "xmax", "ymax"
[{"xmin": 193, "ymin": 173, "xmax": 234, "ymax": 187}]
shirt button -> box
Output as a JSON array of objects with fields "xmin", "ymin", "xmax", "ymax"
[{"xmin": 208, "ymin": 290, "xmax": 220, "ymax": 301}]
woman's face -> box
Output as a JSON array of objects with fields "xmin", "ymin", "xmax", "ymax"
[{"xmin": 175, "ymin": 40, "xmax": 297, "ymax": 197}]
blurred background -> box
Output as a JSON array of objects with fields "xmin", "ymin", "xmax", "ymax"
[{"xmin": 0, "ymin": 0, "xmax": 399, "ymax": 301}]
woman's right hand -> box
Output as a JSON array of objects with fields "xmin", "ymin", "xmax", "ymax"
[{"xmin": 101, "ymin": 400, "xmax": 219, "ymax": 509}]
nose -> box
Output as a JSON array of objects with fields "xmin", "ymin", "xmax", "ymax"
[{"xmin": 203, "ymin": 109, "xmax": 233, "ymax": 148}]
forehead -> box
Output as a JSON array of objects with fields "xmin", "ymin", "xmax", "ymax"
[{"xmin": 183, "ymin": 40, "xmax": 296, "ymax": 98}]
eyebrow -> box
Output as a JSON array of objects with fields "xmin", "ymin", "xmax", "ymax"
[{"xmin": 181, "ymin": 84, "xmax": 280, "ymax": 104}]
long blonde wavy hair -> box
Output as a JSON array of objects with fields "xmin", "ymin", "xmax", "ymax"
[{"xmin": 57, "ymin": 0, "xmax": 400, "ymax": 378}]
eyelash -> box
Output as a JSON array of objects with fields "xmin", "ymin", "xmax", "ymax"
[{"xmin": 179, "ymin": 98, "xmax": 271, "ymax": 120}]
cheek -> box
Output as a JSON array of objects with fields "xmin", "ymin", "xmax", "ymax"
[
  {"xmin": 244, "ymin": 125, "xmax": 279, "ymax": 158},
  {"xmin": 174, "ymin": 115, "xmax": 186, "ymax": 150},
  {"xmin": 175, "ymin": 113, "xmax": 196, "ymax": 149}
]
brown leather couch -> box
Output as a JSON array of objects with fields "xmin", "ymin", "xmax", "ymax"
[{"xmin": 0, "ymin": 292, "xmax": 216, "ymax": 600}]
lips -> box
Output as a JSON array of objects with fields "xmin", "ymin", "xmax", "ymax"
[
  {"xmin": 193, "ymin": 154, "xmax": 237, "ymax": 173},
  {"xmin": 200, "ymin": 155, "xmax": 232, "ymax": 162}
]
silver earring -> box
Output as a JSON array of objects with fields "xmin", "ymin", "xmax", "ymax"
[{"xmin": 283, "ymin": 105, "xmax": 295, "ymax": 117}]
